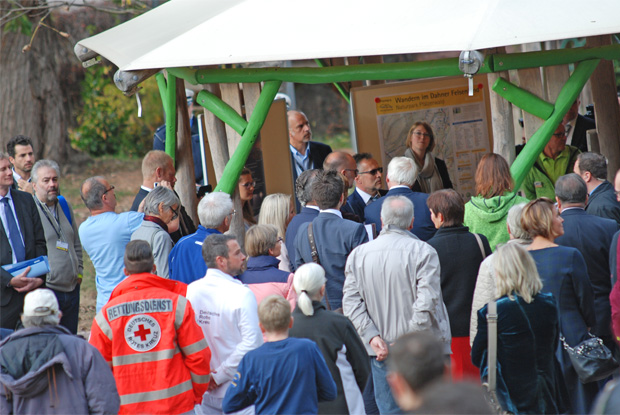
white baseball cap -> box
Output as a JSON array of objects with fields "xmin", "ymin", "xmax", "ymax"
[{"xmin": 23, "ymin": 288, "xmax": 59, "ymax": 317}]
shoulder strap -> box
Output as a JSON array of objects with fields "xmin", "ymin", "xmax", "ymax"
[
  {"xmin": 487, "ymin": 300, "xmax": 498, "ymax": 392},
  {"xmin": 308, "ymin": 223, "xmax": 320, "ymax": 265},
  {"xmin": 57, "ymin": 195, "xmax": 72, "ymax": 226},
  {"xmin": 473, "ymin": 233, "xmax": 487, "ymax": 259}
]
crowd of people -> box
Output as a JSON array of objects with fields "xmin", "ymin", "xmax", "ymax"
[{"xmin": 2, "ymin": 107, "xmax": 620, "ymax": 415}]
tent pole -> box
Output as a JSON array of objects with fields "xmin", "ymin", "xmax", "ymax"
[
  {"xmin": 214, "ymin": 80, "xmax": 282, "ymax": 195},
  {"xmin": 510, "ymin": 59, "xmax": 600, "ymax": 191}
]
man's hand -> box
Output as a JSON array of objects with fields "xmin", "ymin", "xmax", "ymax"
[
  {"xmin": 159, "ymin": 180, "xmax": 174, "ymax": 190},
  {"xmin": 8, "ymin": 267, "xmax": 31, "ymax": 289},
  {"xmin": 370, "ymin": 335, "xmax": 389, "ymax": 361},
  {"xmin": 207, "ymin": 377, "xmax": 219, "ymax": 391},
  {"xmin": 16, "ymin": 179, "xmax": 33, "ymax": 194}
]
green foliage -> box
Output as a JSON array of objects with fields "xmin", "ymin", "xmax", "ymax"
[
  {"xmin": 2, "ymin": 14, "xmax": 32, "ymax": 35},
  {"xmin": 70, "ymin": 64, "xmax": 164, "ymax": 157},
  {"xmin": 315, "ymin": 132, "xmax": 353, "ymax": 152}
]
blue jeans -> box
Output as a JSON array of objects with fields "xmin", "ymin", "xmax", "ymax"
[
  {"xmin": 52, "ymin": 284, "xmax": 80, "ymax": 334},
  {"xmin": 370, "ymin": 358, "xmax": 401, "ymax": 414}
]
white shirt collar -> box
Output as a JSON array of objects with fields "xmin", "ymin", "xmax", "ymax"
[
  {"xmin": 305, "ymin": 205, "xmax": 320, "ymax": 211},
  {"xmin": 140, "ymin": 185, "xmax": 153, "ymax": 192},
  {"xmin": 390, "ymin": 185, "xmax": 410, "ymax": 190},
  {"xmin": 355, "ymin": 187, "xmax": 373, "ymax": 204},
  {"xmin": 319, "ymin": 208, "xmax": 343, "ymax": 218},
  {"xmin": 206, "ymin": 267, "xmax": 243, "ymax": 284}
]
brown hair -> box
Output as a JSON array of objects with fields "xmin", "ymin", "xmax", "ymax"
[
  {"xmin": 475, "ymin": 153, "xmax": 514, "ymax": 198},
  {"xmin": 520, "ymin": 198, "xmax": 555, "ymax": 240},
  {"xmin": 405, "ymin": 121, "xmax": 435, "ymax": 153},
  {"xmin": 426, "ymin": 189, "xmax": 464, "ymax": 227},
  {"xmin": 239, "ymin": 167, "xmax": 256, "ymax": 225}
]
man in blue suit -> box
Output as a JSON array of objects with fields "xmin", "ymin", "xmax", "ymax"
[
  {"xmin": 348, "ymin": 153, "xmax": 386, "ymax": 222},
  {"xmin": 365, "ymin": 157, "xmax": 436, "ymax": 241},
  {"xmin": 555, "ymin": 173, "xmax": 619, "ymax": 353},
  {"xmin": 285, "ymin": 169, "xmax": 320, "ymax": 271},
  {"xmin": 574, "ymin": 152, "xmax": 620, "ymax": 226},
  {"xmin": 295, "ymin": 170, "xmax": 368, "ymax": 310}
]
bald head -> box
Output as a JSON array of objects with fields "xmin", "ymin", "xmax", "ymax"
[
  {"xmin": 81, "ymin": 176, "xmax": 116, "ymax": 214},
  {"xmin": 324, "ymin": 151, "xmax": 357, "ymax": 189}
]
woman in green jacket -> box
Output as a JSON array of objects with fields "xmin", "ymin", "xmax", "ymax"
[{"xmin": 464, "ymin": 153, "xmax": 528, "ymax": 251}]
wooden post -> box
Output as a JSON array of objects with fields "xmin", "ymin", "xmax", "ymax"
[
  {"xmin": 174, "ymin": 81, "xmax": 198, "ymax": 225},
  {"xmin": 488, "ymin": 72, "xmax": 515, "ymax": 162},
  {"xmin": 202, "ymin": 84, "xmax": 230, "ymax": 182},
  {"xmin": 516, "ymin": 67, "xmax": 545, "ymax": 140},
  {"xmin": 587, "ymin": 35, "xmax": 620, "ymax": 178}
]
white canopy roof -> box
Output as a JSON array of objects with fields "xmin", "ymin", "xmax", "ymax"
[{"xmin": 76, "ymin": 0, "xmax": 620, "ymax": 71}]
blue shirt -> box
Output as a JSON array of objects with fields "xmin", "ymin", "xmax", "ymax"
[
  {"xmin": 289, "ymin": 143, "xmax": 312, "ymax": 176},
  {"xmin": 78, "ymin": 211, "xmax": 143, "ymax": 311},
  {"xmin": 168, "ymin": 225, "xmax": 221, "ymax": 284},
  {"xmin": 223, "ymin": 337, "xmax": 337, "ymax": 415}
]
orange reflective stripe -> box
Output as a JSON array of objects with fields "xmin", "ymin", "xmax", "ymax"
[
  {"xmin": 112, "ymin": 348, "xmax": 179, "ymax": 366},
  {"xmin": 190, "ymin": 372, "xmax": 211, "ymax": 385},
  {"xmin": 120, "ymin": 379, "xmax": 193, "ymax": 405},
  {"xmin": 175, "ymin": 296, "xmax": 187, "ymax": 330},
  {"xmin": 181, "ymin": 338, "xmax": 208, "ymax": 356},
  {"xmin": 95, "ymin": 312, "xmax": 113, "ymax": 340}
]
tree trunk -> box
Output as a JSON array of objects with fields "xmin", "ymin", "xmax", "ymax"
[{"xmin": 0, "ymin": 8, "xmax": 79, "ymax": 165}]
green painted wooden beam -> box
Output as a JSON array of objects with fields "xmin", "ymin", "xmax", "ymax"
[
  {"xmin": 187, "ymin": 57, "xmax": 493, "ymax": 84},
  {"xmin": 315, "ymin": 59, "xmax": 351, "ymax": 104},
  {"xmin": 510, "ymin": 59, "xmax": 600, "ymax": 192},
  {"xmin": 492, "ymin": 77, "xmax": 554, "ymax": 120},
  {"xmin": 214, "ymin": 80, "xmax": 282, "ymax": 195},
  {"xmin": 166, "ymin": 67, "xmax": 198, "ymax": 85},
  {"xmin": 163, "ymin": 73, "xmax": 177, "ymax": 162},
  {"xmin": 491, "ymin": 43, "xmax": 620, "ymax": 72},
  {"xmin": 195, "ymin": 90, "xmax": 248, "ymax": 136},
  {"xmin": 155, "ymin": 72, "xmax": 167, "ymax": 110}
]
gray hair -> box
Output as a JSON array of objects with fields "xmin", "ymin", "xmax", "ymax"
[
  {"xmin": 202, "ymin": 234, "xmax": 236, "ymax": 268},
  {"xmin": 0, "ymin": 152, "xmax": 10, "ymax": 162},
  {"xmin": 124, "ymin": 240, "xmax": 154, "ymax": 275},
  {"xmin": 293, "ymin": 263, "xmax": 326, "ymax": 316},
  {"xmin": 31, "ymin": 159, "xmax": 60, "ymax": 183},
  {"xmin": 381, "ymin": 196, "xmax": 414, "ymax": 229},
  {"xmin": 506, "ymin": 203, "xmax": 530, "ymax": 241},
  {"xmin": 387, "ymin": 157, "xmax": 417, "ymax": 187},
  {"xmin": 577, "ymin": 152, "xmax": 607, "ymax": 180},
  {"xmin": 555, "ymin": 173, "xmax": 587, "ymax": 204},
  {"xmin": 295, "ymin": 169, "xmax": 319, "ymax": 207},
  {"xmin": 198, "ymin": 192, "xmax": 233, "ymax": 228},
  {"xmin": 143, "ymin": 186, "xmax": 179, "ymax": 216},
  {"xmin": 80, "ymin": 176, "xmax": 107, "ymax": 210},
  {"xmin": 22, "ymin": 314, "xmax": 60, "ymax": 328}
]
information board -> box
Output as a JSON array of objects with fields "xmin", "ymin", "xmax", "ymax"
[{"xmin": 351, "ymin": 75, "xmax": 493, "ymax": 198}]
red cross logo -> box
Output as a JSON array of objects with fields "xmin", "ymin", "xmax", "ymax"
[{"xmin": 134, "ymin": 324, "xmax": 151, "ymax": 341}]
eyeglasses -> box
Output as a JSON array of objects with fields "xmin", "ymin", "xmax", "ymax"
[
  {"xmin": 277, "ymin": 237, "xmax": 284, "ymax": 244},
  {"xmin": 241, "ymin": 181, "xmax": 256, "ymax": 189},
  {"xmin": 102, "ymin": 185, "xmax": 115, "ymax": 196},
  {"xmin": 228, "ymin": 209, "xmax": 237, "ymax": 217},
  {"xmin": 552, "ymin": 132, "xmax": 567, "ymax": 138},
  {"xmin": 413, "ymin": 131, "xmax": 431, "ymax": 138},
  {"xmin": 343, "ymin": 169, "xmax": 359, "ymax": 177},
  {"xmin": 170, "ymin": 206, "xmax": 179, "ymax": 220},
  {"xmin": 359, "ymin": 167, "xmax": 383, "ymax": 176}
]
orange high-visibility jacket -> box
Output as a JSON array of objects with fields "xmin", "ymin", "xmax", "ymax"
[{"xmin": 90, "ymin": 273, "xmax": 211, "ymax": 414}]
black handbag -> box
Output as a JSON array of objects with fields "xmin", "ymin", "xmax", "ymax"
[{"xmin": 560, "ymin": 333, "xmax": 619, "ymax": 384}]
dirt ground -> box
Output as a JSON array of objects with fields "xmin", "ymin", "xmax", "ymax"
[{"xmin": 61, "ymin": 157, "xmax": 142, "ymax": 336}]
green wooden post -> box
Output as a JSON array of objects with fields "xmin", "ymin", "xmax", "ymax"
[
  {"xmin": 214, "ymin": 80, "xmax": 282, "ymax": 195},
  {"xmin": 314, "ymin": 59, "xmax": 351, "ymax": 104},
  {"xmin": 195, "ymin": 90, "xmax": 248, "ymax": 135},
  {"xmin": 164, "ymin": 73, "xmax": 177, "ymax": 162},
  {"xmin": 510, "ymin": 59, "xmax": 600, "ymax": 191},
  {"xmin": 492, "ymin": 77, "xmax": 554, "ymax": 120}
]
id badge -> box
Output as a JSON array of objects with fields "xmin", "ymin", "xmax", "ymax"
[{"xmin": 56, "ymin": 240, "xmax": 69, "ymax": 252}]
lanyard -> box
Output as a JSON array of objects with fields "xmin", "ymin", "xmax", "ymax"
[{"xmin": 35, "ymin": 197, "xmax": 64, "ymax": 241}]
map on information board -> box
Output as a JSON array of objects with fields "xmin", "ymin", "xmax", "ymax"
[{"xmin": 375, "ymin": 84, "xmax": 490, "ymax": 197}]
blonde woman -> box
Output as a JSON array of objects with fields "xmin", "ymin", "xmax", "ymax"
[
  {"xmin": 472, "ymin": 243, "xmax": 568, "ymax": 414},
  {"xmin": 258, "ymin": 193, "xmax": 295, "ymax": 272},
  {"xmin": 403, "ymin": 121, "xmax": 452, "ymax": 193},
  {"xmin": 289, "ymin": 264, "xmax": 370, "ymax": 415}
]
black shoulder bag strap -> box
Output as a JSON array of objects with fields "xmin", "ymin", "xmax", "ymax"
[{"xmin": 308, "ymin": 223, "xmax": 321, "ymax": 265}]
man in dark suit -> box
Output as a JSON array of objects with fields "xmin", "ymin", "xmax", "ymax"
[
  {"xmin": 564, "ymin": 99, "xmax": 596, "ymax": 153},
  {"xmin": 365, "ymin": 157, "xmax": 436, "ymax": 241},
  {"xmin": 130, "ymin": 150, "xmax": 196, "ymax": 243},
  {"xmin": 347, "ymin": 153, "xmax": 386, "ymax": 222},
  {"xmin": 324, "ymin": 151, "xmax": 362, "ymax": 222},
  {"xmin": 295, "ymin": 170, "xmax": 368, "ymax": 310},
  {"xmin": 574, "ymin": 152, "xmax": 620, "ymax": 226},
  {"xmin": 288, "ymin": 110, "xmax": 332, "ymax": 211},
  {"xmin": 285, "ymin": 169, "xmax": 320, "ymax": 271},
  {"xmin": 555, "ymin": 174, "xmax": 619, "ymax": 352},
  {"xmin": 0, "ymin": 153, "xmax": 47, "ymax": 330}
]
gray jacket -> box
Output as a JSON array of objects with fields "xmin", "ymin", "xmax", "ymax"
[
  {"xmin": 131, "ymin": 220, "xmax": 173, "ymax": 279},
  {"xmin": 343, "ymin": 225, "xmax": 451, "ymax": 355},
  {"xmin": 0, "ymin": 325, "xmax": 119, "ymax": 414},
  {"xmin": 34, "ymin": 197, "xmax": 83, "ymax": 292}
]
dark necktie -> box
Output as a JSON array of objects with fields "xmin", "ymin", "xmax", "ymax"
[
  {"xmin": 1, "ymin": 198, "xmax": 26, "ymax": 262},
  {"xmin": 367, "ymin": 194, "xmax": 380, "ymax": 205}
]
